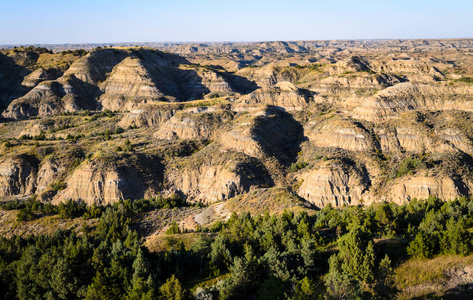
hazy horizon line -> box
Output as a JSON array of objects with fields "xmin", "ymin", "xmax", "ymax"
[{"xmin": 2, "ymin": 36, "xmax": 473, "ymax": 48}]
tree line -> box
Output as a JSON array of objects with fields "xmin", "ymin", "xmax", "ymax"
[{"xmin": 0, "ymin": 195, "xmax": 472, "ymax": 299}]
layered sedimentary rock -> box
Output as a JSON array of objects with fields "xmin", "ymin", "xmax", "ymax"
[
  {"xmin": 62, "ymin": 48, "xmax": 128, "ymax": 84},
  {"xmin": 52, "ymin": 155, "xmax": 163, "ymax": 205},
  {"xmin": 2, "ymin": 81, "xmax": 66, "ymax": 119},
  {"xmin": 296, "ymin": 162, "xmax": 369, "ymax": 207},
  {"xmin": 154, "ymin": 109, "xmax": 233, "ymax": 140},
  {"xmin": 354, "ymin": 83, "xmax": 473, "ymax": 121},
  {"xmin": 21, "ymin": 68, "xmax": 62, "ymax": 88},
  {"xmin": 119, "ymin": 105, "xmax": 177, "ymax": 128},
  {"xmin": 304, "ymin": 118, "xmax": 374, "ymax": 152},
  {"xmin": 166, "ymin": 145, "xmax": 273, "ymax": 203},
  {"xmin": 0, "ymin": 155, "xmax": 37, "ymax": 197},
  {"xmin": 319, "ymin": 73, "xmax": 400, "ymax": 89},
  {"xmin": 36, "ymin": 158, "xmax": 68, "ymax": 195},
  {"xmin": 1, "ymin": 41, "xmax": 473, "ymax": 208},
  {"xmin": 1, "ymin": 48, "xmax": 242, "ymax": 119},
  {"xmin": 99, "ymin": 57, "xmax": 163, "ymax": 110},
  {"xmin": 236, "ymin": 65, "xmax": 301, "ymax": 87},
  {"xmin": 187, "ymin": 69, "xmax": 234, "ymax": 97},
  {"xmin": 237, "ymin": 81, "xmax": 309, "ymax": 110},
  {"xmin": 390, "ymin": 176, "xmax": 463, "ymax": 204}
]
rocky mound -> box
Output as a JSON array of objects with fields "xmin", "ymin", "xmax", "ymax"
[
  {"xmin": 220, "ymin": 107, "xmax": 305, "ymax": 166},
  {"xmin": 1, "ymin": 48, "xmax": 243, "ymax": 119},
  {"xmin": 0, "ymin": 155, "xmax": 38, "ymax": 198},
  {"xmin": 21, "ymin": 68, "xmax": 63, "ymax": 88},
  {"xmin": 98, "ymin": 57, "xmax": 164, "ymax": 110},
  {"xmin": 389, "ymin": 175, "xmax": 466, "ymax": 204},
  {"xmin": 52, "ymin": 154, "xmax": 163, "ymax": 205},
  {"xmin": 185, "ymin": 187, "xmax": 310, "ymax": 228},
  {"xmin": 304, "ymin": 116, "xmax": 376, "ymax": 152},
  {"xmin": 354, "ymin": 83, "xmax": 473, "ymax": 121},
  {"xmin": 119, "ymin": 105, "xmax": 178, "ymax": 128},
  {"xmin": 235, "ymin": 64, "xmax": 303, "ymax": 87},
  {"xmin": 165, "ymin": 143, "xmax": 273, "ymax": 203},
  {"xmin": 237, "ymin": 81, "xmax": 310, "ymax": 110},
  {"xmin": 154, "ymin": 108, "xmax": 234, "ymax": 140},
  {"xmin": 293, "ymin": 157, "xmax": 371, "ymax": 207}
]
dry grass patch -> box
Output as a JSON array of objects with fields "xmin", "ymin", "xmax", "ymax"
[
  {"xmin": 395, "ymin": 254, "xmax": 473, "ymax": 289},
  {"xmin": 0, "ymin": 210, "xmax": 96, "ymax": 238},
  {"xmin": 395, "ymin": 254, "xmax": 473, "ymax": 299},
  {"xmin": 224, "ymin": 187, "xmax": 312, "ymax": 215},
  {"xmin": 145, "ymin": 232, "xmax": 213, "ymax": 252}
]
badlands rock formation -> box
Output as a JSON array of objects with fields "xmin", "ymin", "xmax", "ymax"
[
  {"xmin": 1, "ymin": 40, "xmax": 473, "ymax": 208},
  {"xmin": 165, "ymin": 144, "xmax": 273, "ymax": 203}
]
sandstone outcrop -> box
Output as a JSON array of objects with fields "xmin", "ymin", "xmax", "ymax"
[
  {"xmin": 36, "ymin": 158, "xmax": 68, "ymax": 195},
  {"xmin": 327, "ymin": 56, "xmax": 372, "ymax": 75},
  {"xmin": 236, "ymin": 65, "xmax": 302, "ymax": 87},
  {"xmin": 0, "ymin": 155, "xmax": 38, "ymax": 198},
  {"xmin": 369, "ymin": 57, "xmax": 447, "ymax": 83},
  {"xmin": 220, "ymin": 107, "xmax": 304, "ymax": 165},
  {"xmin": 389, "ymin": 176, "xmax": 464, "ymax": 204},
  {"xmin": 52, "ymin": 154, "xmax": 163, "ymax": 205},
  {"xmin": 154, "ymin": 109, "xmax": 234, "ymax": 140},
  {"xmin": 354, "ymin": 83, "xmax": 473, "ymax": 121},
  {"xmin": 304, "ymin": 117, "xmax": 375, "ymax": 152},
  {"xmin": 179, "ymin": 67, "xmax": 234, "ymax": 98},
  {"xmin": 2, "ymin": 81, "xmax": 66, "ymax": 119},
  {"xmin": 296, "ymin": 161, "xmax": 370, "ymax": 207},
  {"xmin": 119, "ymin": 105, "xmax": 177, "ymax": 128},
  {"xmin": 166, "ymin": 144, "xmax": 273, "ymax": 203},
  {"xmin": 62, "ymin": 48, "xmax": 128, "ymax": 85},
  {"xmin": 2, "ymin": 72, "xmax": 102, "ymax": 119},
  {"xmin": 21, "ymin": 68, "xmax": 62, "ymax": 88},
  {"xmin": 237, "ymin": 81, "xmax": 309, "ymax": 110},
  {"xmin": 99, "ymin": 57, "xmax": 164, "ymax": 111},
  {"xmin": 319, "ymin": 73, "xmax": 400, "ymax": 89}
]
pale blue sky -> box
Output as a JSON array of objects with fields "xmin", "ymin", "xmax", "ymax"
[{"xmin": 0, "ymin": 0, "xmax": 471, "ymax": 44}]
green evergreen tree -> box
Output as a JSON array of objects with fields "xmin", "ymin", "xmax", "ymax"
[
  {"xmin": 127, "ymin": 249, "xmax": 155, "ymax": 300},
  {"xmin": 50, "ymin": 257, "xmax": 78, "ymax": 299},
  {"xmin": 372, "ymin": 255, "xmax": 397, "ymax": 299},
  {"xmin": 293, "ymin": 276, "xmax": 317, "ymax": 300},
  {"xmin": 257, "ymin": 275, "xmax": 285, "ymax": 300},
  {"xmin": 160, "ymin": 275, "xmax": 183, "ymax": 300},
  {"xmin": 440, "ymin": 218, "xmax": 471, "ymax": 255},
  {"xmin": 336, "ymin": 226, "xmax": 376, "ymax": 283},
  {"xmin": 407, "ymin": 231, "xmax": 435, "ymax": 258},
  {"xmin": 324, "ymin": 255, "xmax": 363, "ymax": 300}
]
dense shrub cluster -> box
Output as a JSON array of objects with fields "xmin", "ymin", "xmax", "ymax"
[
  {"xmin": 0, "ymin": 195, "xmax": 189, "ymax": 222},
  {"xmin": 60, "ymin": 49, "xmax": 88, "ymax": 56},
  {"xmin": 457, "ymin": 77, "xmax": 473, "ymax": 83}
]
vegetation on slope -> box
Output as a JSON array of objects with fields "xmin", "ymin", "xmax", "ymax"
[{"xmin": 1, "ymin": 195, "xmax": 473, "ymax": 299}]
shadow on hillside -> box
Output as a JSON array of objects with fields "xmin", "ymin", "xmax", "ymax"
[
  {"xmin": 113, "ymin": 153, "xmax": 165, "ymax": 200},
  {"xmin": 411, "ymin": 284, "xmax": 473, "ymax": 300},
  {"xmin": 251, "ymin": 107, "xmax": 307, "ymax": 167},
  {"xmin": 137, "ymin": 49, "xmax": 259, "ymax": 100},
  {"xmin": 235, "ymin": 157, "xmax": 275, "ymax": 192},
  {"xmin": 221, "ymin": 72, "xmax": 259, "ymax": 94},
  {"xmin": 0, "ymin": 52, "xmax": 34, "ymax": 112},
  {"xmin": 131, "ymin": 49, "xmax": 210, "ymax": 101},
  {"xmin": 65, "ymin": 74, "xmax": 103, "ymax": 110}
]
